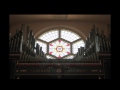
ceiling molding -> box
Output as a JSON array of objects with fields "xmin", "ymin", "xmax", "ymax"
[
  {"xmin": 9, "ymin": 15, "xmax": 110, "ymax": 25},
  {"xmin": 52, "ymin": 15, "xmax": 67, "ymax": 20}
]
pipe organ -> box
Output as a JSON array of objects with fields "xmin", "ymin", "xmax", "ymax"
[{"xmin": 9, "ymin": 24, "xmax": 111, "ymax": 79}]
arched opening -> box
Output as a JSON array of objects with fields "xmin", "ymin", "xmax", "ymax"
[
  {"xmin": 35, "ymin": 25, "xmax": 86, "ymax": 40},
  {"xmin": 35, "ymin": 25, "xmax": 86, "ymax": 59}
]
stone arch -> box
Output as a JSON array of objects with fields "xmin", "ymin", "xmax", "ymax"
[{"xmin": 35, "ymin": 25, "xmax": 86, "ymax": 41}]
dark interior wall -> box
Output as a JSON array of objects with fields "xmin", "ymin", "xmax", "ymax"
[{"xmin": 10, "ymin": 20, "xmax": 110, "ymax": 40}]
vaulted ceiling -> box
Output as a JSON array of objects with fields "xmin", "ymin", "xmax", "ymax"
[{"xmin": 10, "ymin": 14, "xmax": 111, "ymax": 25}]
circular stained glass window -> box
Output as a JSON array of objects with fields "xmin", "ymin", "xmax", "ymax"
[{"xmin": 49, "ymin": 40, "xmax": 70, "ymax": 58}]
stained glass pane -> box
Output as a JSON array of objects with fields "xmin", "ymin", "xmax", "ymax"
[
  {"xmin": 35, "ymin": 40, "xmax": 47, "ymax": 54},
  {"xmin": 49, "ymin": 40, "xmax": 70, "ymax": 58},
  {"xmin": 46, "ymin": 55, "xmax": 55, "ymax": 59},
  {"xmin": 61, "ymin": 29, "xmax": 80, "ymax": 42},
  {"xmin": 72, "ymin": 40, "xmax": 85, "ymax": 54},
  {"xmin": 38, "ymin": 30, "xmax": 59, "ymax": 42},
  {"xmin": 63, "ymin": 55, "xmax": 74, "ymax": 59}
]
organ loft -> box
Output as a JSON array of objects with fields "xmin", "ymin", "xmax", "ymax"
[{"xmin": 9, "ymin": 15, "xmax": 111, "ymax": 79}]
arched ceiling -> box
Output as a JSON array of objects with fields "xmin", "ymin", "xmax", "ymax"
[{"xmin": 10, "ymin": 14, "xmax": 111, "ymax": 25}]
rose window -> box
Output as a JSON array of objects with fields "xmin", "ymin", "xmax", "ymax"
[{"xmin": 49, "ymin": 40, "xmax": 70, "ymax": 58}]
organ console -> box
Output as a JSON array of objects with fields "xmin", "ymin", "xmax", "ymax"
[{"xmin": 9, "ymin": 24, "xmax": 111, "ymax": 79}]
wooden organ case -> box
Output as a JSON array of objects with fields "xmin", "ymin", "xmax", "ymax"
[{"xmin": 9, "ymin": 25, "xmax": 111, "ymax": 79}]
